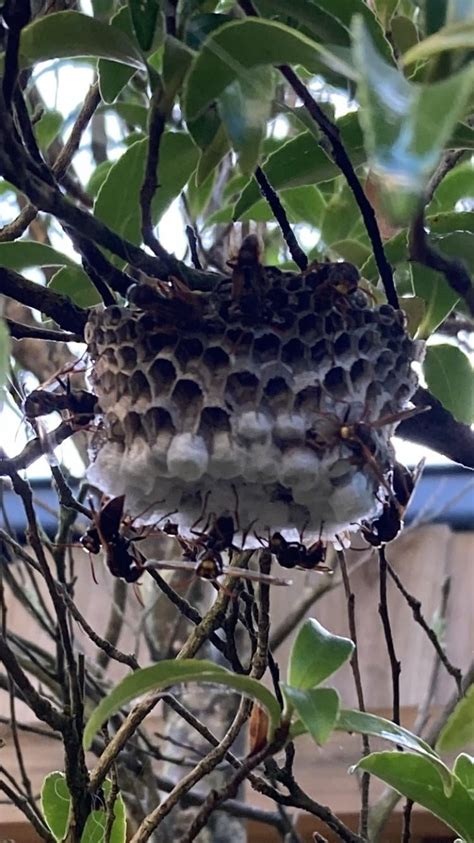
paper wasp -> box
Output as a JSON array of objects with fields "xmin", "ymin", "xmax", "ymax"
[
  {"xmin": 360, "ymin": 460, "xmax": 425, "ymax": 547},
  {"xmin": 23, "ymin": 379, "xmax": 96, "ymax": 427},
  {"xmin": 267, "ymin": 524, "xmax": 332, "ymax": 572},
  {"xmin": 80, "ymin": 495, "xmax": 145, "ymax": 583}
]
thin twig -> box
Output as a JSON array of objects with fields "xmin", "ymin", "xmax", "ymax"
[
  {"xmin": 185, "ymin": 224, "xmax": 203, "ymax": 270},
  {"xmin": 386, "ymin": 560, "xmax": 463, "ymax": 694},
  {"xmin": 0, "ymin": 635, "xmax": 65, "ymax": 731},
  {"xmin": 254, "ymin": 166, "xmax": 307, "ymax": 271},
  {"xmin": 401, "ymin": 798, "xmax": 413, "ymax": 843},
  {"xmin": 131, "ymin": 699, "xmax": 256, "ymax": 843},
  {"xmin": 0, "ymin": 84, "xmax": 101, "ymax": 242},
  {"xmin": 97, "ymin": 578, "xmax": 129, "ymax": 672},
  {"xmin": 57, "ymin": 583, "xmax": 139, "ymax": 671},
  {"xmin": 337, "ymin": 551, "xmax": 370, "ymax": 837},
  {"xmin": 139, "ymin": 89, "xmax": 174, "ymax": 268},
  {"xmin": 378, "ymin": 547, "xmax": 401, "ymax": 724}
]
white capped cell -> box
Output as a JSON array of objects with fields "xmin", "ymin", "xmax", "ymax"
[
  {"xmin": 167, "ymin": 433, "xmax": 209, "ymax": 482},
  {"xmin": 236, "ymin": 411, "xmax": 271, "ymax": 442}
]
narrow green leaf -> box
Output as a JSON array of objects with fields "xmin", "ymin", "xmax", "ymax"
[
  {"xmin": 218, "ymin": 67, "xmax": 275, "ymax": 175},
  {"xmin": 287, "ymin": 618, "xmax": 354, "ymax": 690},
  {"xmin": 400, "ymin": 295, "xmax": 427, "ymax": 338},
  {"xmin": 98, "ymin": 7, "xmax": 136, "ymax": 104},
  {"xmin": 338, "ymin": 709, "xmax": 453, "ymax": 790},
  {"xmin": 424, "ymin": 344, "xmax": 474, "ymax": 424},
  {"xmin": 183, "ymin": 18, "xmax": 356, "ymax": 121},
  {"xmin": 129, "ymin": 0, "xmax": 159, "ymax": 51},
  {"xmin": 41, "ymin": 772, "xmax": 71, "ymax": 841},
  {"xmin": 352, "ymin": 17, "xmax": 474, "ymax": 223},
  {"xmin": 403, "ymin": 18, "xmax": 474, "ymax": 65},
  {"xmin": 411, "ymin": 264, "xmax": 459, "ymax": 338},
  {"xmin": 48, "ymin": 266, "xmax": 102, "ymax": 309},
  {"xmin": 35, "ymin": 110, "xmax": 63, "ymax": 150},
  {"xmin": 80, "ymin": 781, "xmax": 126, "ymax": 843},
  {"xmin": 94, "ymin": 133, "xmax": 198, "ymax": 247},
  {"xmin": 4, "ymin": 11, "xmax": 144, "ymax": 72},
  {"xmin": 234, "ymin": 112, "xmax": 365, "ymax": 220},
  {"xmin": 355, "ymin": 752, "xmax": 473, "ymax": 841},
  {"xmin": 0, "ymin": 319, "xmax": 11, "ymax": 392},
  {"xmin": 453, "ymin": 754, "xmax": 474, "ymax": 796},
  {"xmin": 0, "ymin": 242, "xmax": 75, "ymax": 271},
  {"xmin": 437, "ymin": 686, "xmax": 474, "ymax": 753},
  {"xmin": 83, "ymin": 659, "xmax": 281, "ymax": 750},
  {"xmin": 282, "ymin": 685, "xmax": 339, "ymax": 745}
]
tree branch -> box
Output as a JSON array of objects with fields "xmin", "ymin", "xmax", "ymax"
[
  {"xmin": 1, "ymin": 267, "xmax": 87, "ymax": 334},
  {"xmin": 396, "ymin": 386, "xmax": 474, "ymax": 469},
  {"xmin": 409, "ymin": 210, "xmax": 474, "ymax": 316},
  {"xmin": 254, "ymin": 166, "xmax": 307, "ymax": 271}
]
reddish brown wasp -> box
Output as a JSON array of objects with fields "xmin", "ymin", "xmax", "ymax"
[
  {"xmin": 360, "ymin": 459, "xmax": 425, "ymax": 547},
  {"xmin": 267, "ymin": 524, "xmax": 332, "ymax": 572},
  {"xmin": 23, "ymin": 377, "xmax": 96, "ymax": 428},
  {"xmin": 81, "ymin": 495, "xmax": 145, "ymax": 583}
]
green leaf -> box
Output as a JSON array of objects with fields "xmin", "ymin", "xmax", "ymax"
[
  {"xmin": 287, "ymin": 618, "xmax": 354, "ymax": 690},
  {"xmin": 321, "ymin": 181, "xmax": 364, "ymax": 245},
  {"xmin": 282, "ymin": 185, "xmax": 326, "ymax": 228},
  {"xmin": 80, "ymin": 781, "xmax": 126, "ymax": 843},
  {"xmin": 254, "ymin": 0, "xmax": 351, "ymax": 46},
  {"xmin": 186, "ymin": 169, "xmax": 216, "ymax": 218},
  {"xmin": 103, "ymin": 103, "xmax": 148, "ymax": 131},
  {"xmin": 330, "ymin": 239, "xmax": 371, "ymax": 264},
  {"xmin": 391, "ymin": 15, "xmax": 419, "ymax": 54},
  {"xmin": 355, "ymin": 752, "xmax": 474, "ymax": 841},
  {"xmin": 35, "ymin": 110, "xmax": 63, "ymax": 150},
  {"xmin": 234, "ymin": 112, "xmax": 365, "ymax": 220},
  {"xmin": 83, "ymin": 659, "xmax": 281, "ymax": 750},
  {"xmin": 183, "ymin": 18, "xmax": 356, "ymax": 121},
  {"xmin": 129, "ymin": 0, "xmax": 159, "ymax": 51},
  {"xmin": 403, "ymin": 18, "xmax": 474, "ymax": 65},
  {"xmin": 196, "ymin": 123, "xmax": 229, "ymax": 186},
  {"xmin": 218, "ymin": 67, "xmax": 275, "ymax": 175},
  {"xmin": 373, "ymin": 0, "xmax": 401, "ymax": 30},
  {"xmin": 428, "ymin": 160, "xmax": 474, "ymax": 213},
  {"xmin": 48, "ymin": 266, "xmax": 102, "ymax": 309},
  {"xmin": 411, "ymin": 264, "xmax": 459, "ymax": 338},
  {"xmin": 0, "ymin": 319, "xmax": 11, "ymax": 392},
  {"xmin": 437, "ymin": 686, "xmax": 474, "ymax": 753},
  {"xmin": 400, "ymin": 295, "xmax": 427, "ymax": 338},
  {"xmin": 41, "ymin": 772, "xmax": 71, "ymax": 841},
  {"xmin": 453, "ymin": 754, "xmax": 474, "ymax": 796},
  {"xmin": 94, "ymin": 133, "xmax": 198, "ymax": 247},
  {"xmin": 98, "ymin": 7, "xmax": 136, "ymax": 104},
  {"xmin": 0, "ymin": 242, "xmax": 75, "ymax": 271},
  {"xmin": 424, "ymin": 344, "xmax": 474, "ymax": 424},
  {"xmin": 282, "ymin": 685, "xmax": 339, "ymax": 745},
  {"xmin": 338, "ymin": 709, "xmax": 453, "ymax": 790},
  {"xmin": 352, "ymin": 17, "xmax": 474, "ymax": 224},
  {"xmin": 300, "ymin": 0, "xmax": 394, "ymax": 60},
  {"xmin": 87, "ymin": 160, "xmax": 114, "ymax": 198},
  {"xmin": 163, "ymin": 36, "xmax": 195, "ymax": 104},
  {"xmin": 4, "ymin": 11, "xmax": 144, "ymax": 72}
]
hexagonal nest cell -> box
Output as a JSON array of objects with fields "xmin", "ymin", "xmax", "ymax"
[{"xmin": 85, "ymin": 259, "xmax": 423, "ymax": 546}]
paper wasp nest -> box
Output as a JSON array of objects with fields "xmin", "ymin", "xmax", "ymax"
[{"xmin": 85, "ymin": 256, "xmax": 423, "ymax": 545}]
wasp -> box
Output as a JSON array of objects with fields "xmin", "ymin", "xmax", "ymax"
[
  {"xmin": 267, "ymin": 525, "xmax": 331, "ymax": 572},
  {"xmin": 360, "ymin": 460, "xmax": 425, "ymax": 547},
  {"xmin": 127, "ymin": 276, "xmax": 205, "ymax": 326},
  {"xmin": 23, "ymin": 377, "xmax": 96, "ymax": 427},
  {"xmin": 80, "ymin": 495, "xmax": 145, "ymax": 583}
]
